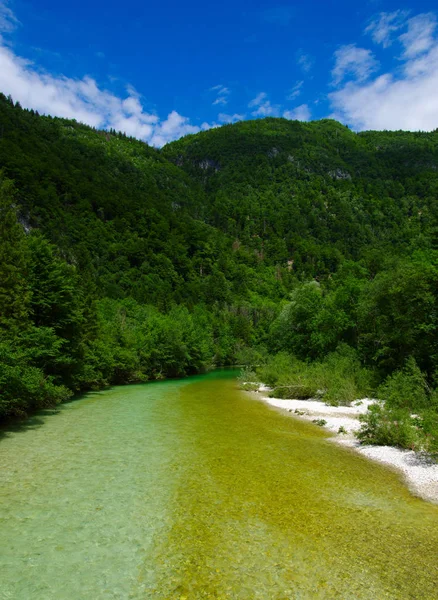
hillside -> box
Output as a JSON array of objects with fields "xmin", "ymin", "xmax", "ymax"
[
  {"xmin": 164, "ymin": 118, "xmax": 438, "ymax": 274},
  {"xmin": 0, "ymin": 94, "xmax": 288, "ymax": 307},
  {"xmin": 1, "ymin": 96, "xmax": 438, "ymax": 434}
]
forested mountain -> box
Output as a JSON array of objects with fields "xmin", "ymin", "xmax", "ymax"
[
  {"xmin": 0, "ymin": 94, "xmax": 288, "ymax": 306},
  {"xmin": 164, "ymin": 118, "xmax": 438, "ymax": 274},
  {"xmin": 1, "ymin": 93, "xmax": 438, "ymax": 448}
]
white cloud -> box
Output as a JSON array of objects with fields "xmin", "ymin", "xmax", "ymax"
[
  {"xmin": 400, "ymin": 13, "xmax": 437, "ymax": 58},
  {"xmin": 248, "ymin": 92, "xmax": 267, "ymax": 107},
  {"xmin": 332, "ymin": 44, "xmax": 379, "ymax": 85},
  {"xmin": 0, "ymin": 26, "xmax": 205, "ymax": 146},
  {"xmin": 210, "ymin": 84, "xmax": 230, "ymax": 106},
  {"xmin": 287, "ymin": 80, "xmax": 303, "ymax": 100},
  {"xmin": 213, "ymin": 96, "xmax": 228, "ymax": 106},
  {"xmin": 0, "ymin": 0, "xmax": 18, "ymax": 33},
  {"xmin": 252, "ymin": 102, "xmax": 276, "ymax": 117},
  {"xmin": 149, "ymin": 111, "xmax": 200, "ymax": 146},
  {"xmin": 283, "ymin": 104, "xmax": 311, "ymax": 121},
  {"xmin": 297, "ymin": 51, "xmax": 313, "ymax": 73},
  {"xmin": 248, "ymin": 92, "xmax": 280, "ymax": 117},
  {"xmin": 365, "ymin": 11, "xmax": 436, "ymax": 59},
  {"xmin": 365, "ymin": 10, "xmax": 409, "ymax": 48},
  {"xmin": 330, "ymin": 15, "xmax": 438, "ymax": 131},
  {"xmin": 218, "ymin": 112, "xmax": 244, "ymax": 123}
]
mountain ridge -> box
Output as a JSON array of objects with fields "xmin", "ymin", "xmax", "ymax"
[{"xmin": 1, "ymin": 93, "xmax": 438, "ymax": 423}]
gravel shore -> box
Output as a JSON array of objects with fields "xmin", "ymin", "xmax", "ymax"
[{"xmin": 255, "ymin": 385, "xmax": 438, "ymax": 504}]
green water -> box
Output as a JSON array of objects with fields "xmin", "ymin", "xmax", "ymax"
[{"xmin": 1, "ymin": 370, "xmax": 438, "ymax": 599}]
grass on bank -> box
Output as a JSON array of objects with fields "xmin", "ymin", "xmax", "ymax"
[
  {"xmin": 358, "ymin": 358, "xmax": 438, "ymax": 454},
  {"xmin": 240, "ymin": 346, "xmax": 438, "ymax": 456},
  {"xmin": 254, "ymin": 345, "xmax": 375, "ymax": 406}
]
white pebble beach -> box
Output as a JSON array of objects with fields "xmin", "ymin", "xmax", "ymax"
[{"xmin": 255, "ymin": 384, "xmax": 438, "ymax": 504}]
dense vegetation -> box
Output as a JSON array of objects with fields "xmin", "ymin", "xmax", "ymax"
[
  {"xmin": 165, "ymin": 119, "xmax": 438, "ymax": 453},
  {"xmin": 0, "ymin": 94, "xmax": 284, "ymax": 418},
  {"xmin": 1, "ymin": 92, "xmax": 438, "ymax": 452}
]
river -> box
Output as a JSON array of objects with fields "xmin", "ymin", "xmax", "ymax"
[{"xmin": 1, "ymin": 369, "xmax": 438, "ymax": 599}]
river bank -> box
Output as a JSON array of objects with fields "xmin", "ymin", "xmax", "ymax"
[{"xmin": 254, "ymin": 384, "xmax": 438, "ymax": 505}]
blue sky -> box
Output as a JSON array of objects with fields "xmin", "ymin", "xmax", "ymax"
[{"xmin": 1, "ymin": 0, "xmax": 438, "ymax": 145}]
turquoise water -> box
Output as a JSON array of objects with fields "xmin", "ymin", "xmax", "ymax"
[{"xmin": 1, "ymin": 370, "xmax": 438, "ymax": 599}]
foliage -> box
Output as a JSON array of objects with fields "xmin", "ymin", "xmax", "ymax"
[
  {"xmin": 164, "ymin": 118, "xmax": 438, "ymax": 277},
  {"xmin": 0, "ymin": 175, "xmax": 29, "ymax": 332},
  {"xmin": 377, "ymin": 358, "xmax": 429, "ymax": 411},
  {"xmin": 235, "ymin": 345, "xmax": 268, "ymax": 369},
  {"xmin": 357, "ymin": 359, "xmax": 438, "ymax": 453},
  {"xmin": 258, "ymin": 345, "xmax": 374, "ymax": 405},
  {"xmin": 0, "ymin": 341, "xmax": 72, "ymax": 418},
  {"xmin": 358, "ymin": 257, "xmax": 438, "ymax": 376},
  {"xmin": 2, "ymin": 96, "xmax": 438, "ymax": 438},
  {"xmin": 357, "ymin": 404, "xmax": 421, "ymax": 450}
]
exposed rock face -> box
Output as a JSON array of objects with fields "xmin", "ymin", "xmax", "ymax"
[
  {"xmin": 18, "ymin": 214, "xmax": 32, "ymax": 234},
  {"xmin": 198, "ymin": 158, "xmax": 221, "ymax": 171},
  {"xmin": 173, "ymin": 155, "xmax": 221, "ymax": 171},
  {"xmin": 267, "ymin": 147, "xmax": 279, "ymax": 158},
  {"xmin": 328, "ymin": 169, "xmax": 352, "ymax": 181}
]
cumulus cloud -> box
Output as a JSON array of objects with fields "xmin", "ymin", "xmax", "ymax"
[
  {"xmin": 332, "ymin": 44, "xmax": 379, "ymax": 85},
  {"xmin": 248, "ymin": 92, "xmax": 280, "ymax": 117},
  {"xmin": 0, "ymin": 22, "xmax": 205, "ymax": 146},
  {"xmin": 218, "ymin": 112, "xmax": 244, "ymax": 124},
  {"xmin": 330, "ymin": 12, "xmax": 438, "ymax": 131},
  {"xmin": 149, "ymin": 111, "xmax": 200, "ymax": 147},
  {"xmin": 283, "ymin": 104, "xmax": 311, "ymax": 121},
  {"xmin": 365, "ymin": 10, "xmax": 409, "ymax": 48}
]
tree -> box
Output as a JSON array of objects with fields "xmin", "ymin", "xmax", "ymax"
[{"xmin": 0, "ymin": 174, "xmax": 29, "ymax": 333}]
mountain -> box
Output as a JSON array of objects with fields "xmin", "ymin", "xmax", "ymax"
[
  {"xmin": 1, "ymin": 94, "xmax": 437, "ymax": 420},
  {"xmin": 164, "ymin": 117, "xmax": 438, "ymax": 274}
]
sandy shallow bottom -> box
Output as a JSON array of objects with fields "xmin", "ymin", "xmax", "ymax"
[
  {"xmin": 257, "ymin": 385, "xmax": 438, "ymax": 504},
  {"xmin": 3, "ymin": 373, "xmax": 438, "ymax": 598}
]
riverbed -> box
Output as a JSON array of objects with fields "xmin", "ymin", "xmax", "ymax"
[{"xmin": 1, "ymin": 370, "xmax": 438, "ymax": 598}]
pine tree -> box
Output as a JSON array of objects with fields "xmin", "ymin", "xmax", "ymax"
[{"xmin": 0, "ymin": 174, "xmax": 29, "ymax": 334}]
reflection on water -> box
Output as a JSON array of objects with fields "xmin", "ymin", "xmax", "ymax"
[{"xmin": 1, "ymin": 370, "xmax": 438, "ymax": 599}]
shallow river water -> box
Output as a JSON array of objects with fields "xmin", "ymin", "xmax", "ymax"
[{"xmin": 1, "ymin": 369, "xmax": 438, "ymax": 599}]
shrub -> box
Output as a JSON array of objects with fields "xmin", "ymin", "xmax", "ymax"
[
  {"xmin": 240, "ymin": 382, "xmax": 259, "ymax": 392},
  {"xmin": 357, "ymin": 403, "xmax": 420, "ymax": 450},
  {"xmin": 235, "ymin": 346, "xmax": 268, "ymax": 369},
  {"xmin": 317, "ymin": 344, "xmax": 375, "ymax": 406},
  {"xmin": 269, "ymin": 384, "xmax": 318, "ymax": 400},
  {"xmin": 377, "ymin": 357, "xmax": 429, "ymax": 411},
  {"xmin": 238, "ymin": 366, "xmax": 258, "ymax": 383},
  {"xmin": 257, "ymin": 352, "xmax": 300, "ymax": 388},
  {"xmin": 414, "ymin": 410, "xmax": 438, "ymax": 455},
  {"xmin": 258, "ymin": 345, "xmax": 375, "ymax": 405}
]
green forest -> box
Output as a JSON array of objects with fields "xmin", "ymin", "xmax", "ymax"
[{"xmin": 1, "ymin": 93, "xmax": 438, "ymax": 453}]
